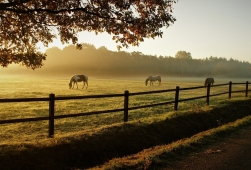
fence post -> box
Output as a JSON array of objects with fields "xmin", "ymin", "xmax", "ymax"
[
  {"xmin": 206, "ymin": 84, "xmax": 211, "ymax": 106},
  {"xmin": 174, "ymin": 86, "xmax": 180, "ymax": 111},
  {"xmin": 124, "ymin": 90, "xmax": 129, "ymax": 122},
  {"xmin": 49, "ymin": 93, "xmax": 55, "ymax": 137},
  {"xmin": 245, "ymin": 81, "xmax": 248, "ymax": 97},
  {"xmin": 229, "ymin": 81, "xmax": 232, "ymax": 99}
]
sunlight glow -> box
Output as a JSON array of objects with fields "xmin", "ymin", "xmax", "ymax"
[
  {"xmin": 35, "ymin": 1, "xmax": 251, "ymax": 63},
  {"xmin": 36, "ymin": 39, "xmax": 68, "ymax": 53}
]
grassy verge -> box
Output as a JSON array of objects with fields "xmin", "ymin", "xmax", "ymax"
[{"xmin": 91, "ymin": 112, "xmax": 251, "ymax": 170}]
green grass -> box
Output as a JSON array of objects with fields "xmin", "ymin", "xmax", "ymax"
[
  {"xmin": 0, "ymin": 97, "xmax": 250, "ymax": 170},
  {"xmin": 0, "ymin": 76, "xmax": 249, "ymax": 144},
  {"xmin": 0, "ymin": 76, "xmax": 250, "ymax": 169}
]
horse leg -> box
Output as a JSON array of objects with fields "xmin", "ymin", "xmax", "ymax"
[{"xmin": 82, "ymin": 81, "xmax": 87, "ymax": 89}]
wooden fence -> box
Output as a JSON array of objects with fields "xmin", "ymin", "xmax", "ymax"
[{"xmin": 0, "ymin": 81, "xmax": 250, "ymax": 137}]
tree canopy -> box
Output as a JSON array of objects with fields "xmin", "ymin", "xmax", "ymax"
[
  {"xmin": 5, "ymin": 43, "xmax": 250, "ymax": 78},
  {"xmin": 175, "ymin": 50, "xmax": 192, "ymax": 59},
  {"xmin": 0, "ymin": 0, "xmax": 177, "ymax": 69}
]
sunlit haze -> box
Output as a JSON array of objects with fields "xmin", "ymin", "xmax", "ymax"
[{"xmin": 36, "ymin": 0, "xmax": 251, "ymax": 63}]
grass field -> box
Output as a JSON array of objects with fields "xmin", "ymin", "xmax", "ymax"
[
  {"xmin": 0, "ymin": 75, "xmax": 250, "ymax": 145},
  {"xmin": 0, "ymin": 75, "xmax": 251, "ymax": 169}
]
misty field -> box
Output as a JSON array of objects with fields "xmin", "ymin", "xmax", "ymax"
[{"xmin": 0, "ymin": 75, "xmax": 249, "ymax": 144}]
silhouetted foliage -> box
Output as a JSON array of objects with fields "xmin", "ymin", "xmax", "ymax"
[{"xmin": 0, "ymin": 0, "xmax": 177, "ymax": 69}]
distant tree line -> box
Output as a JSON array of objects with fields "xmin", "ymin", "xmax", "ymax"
[{"xmin": 36, "ymin": 43, "xmax": 250, "ymax": 78}]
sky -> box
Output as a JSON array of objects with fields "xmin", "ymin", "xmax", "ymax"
[{"xmin": 39, "ymin": 0, "xmax": 251, "ymax": 63}]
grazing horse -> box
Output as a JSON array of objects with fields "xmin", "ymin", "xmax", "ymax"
[
  {"xmin": 145, "ymin": 76, "xmax": 161, "ymax": 86},
  {"xmin": 204, "ymin": 77, "xmax": 214, "ymax": 87},
  {"xmin": 69, "ymin": 74, "xmax": 88, "ymax": 89}
]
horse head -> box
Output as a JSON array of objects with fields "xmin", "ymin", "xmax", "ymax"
[
  {"xmin": 145, "ymin": 78, "xmax": 149, "ymax": 86},
  {"xmin": 69, "ymin": 82, "xmax": 72, "ymax": 89}
]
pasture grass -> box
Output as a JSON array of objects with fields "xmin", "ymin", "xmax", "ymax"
[
  {"xmin": 0, "ymin": 76, "xmax": 249, "ymax": 145},
  {"xmin": 0, "ymin": 76, "xmax": 250, "ymax": 169}
]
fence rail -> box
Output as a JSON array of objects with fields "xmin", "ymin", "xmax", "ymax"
[{"xmin": 0, "ymin": 81, "xmax": 250, "ymax": 137}]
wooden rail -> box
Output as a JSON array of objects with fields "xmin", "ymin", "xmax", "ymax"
[{"xmin": 0, "ymin": 81, "xmax": 250, "ymax": 137}]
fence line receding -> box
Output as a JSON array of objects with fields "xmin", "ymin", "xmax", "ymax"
[{"xmin": 0, "ymin": 81, "xmax": 250, "ymax": 137}]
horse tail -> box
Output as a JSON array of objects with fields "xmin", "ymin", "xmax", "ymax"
[
  {"xmin": 86, "ymin": 76, "xmax": 88, "ymax": 87},
  {"xmin": 158, "ymin": 76, "xmax": 162, "ymax": 85},
  {"xmin": 84, "ymin": 75, "xmax": 88, "ymax": 88}
]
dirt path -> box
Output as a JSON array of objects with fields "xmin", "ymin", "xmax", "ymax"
[{"xmin": 164, "ymin": 127, "xmax": 251, "ymax": 170}]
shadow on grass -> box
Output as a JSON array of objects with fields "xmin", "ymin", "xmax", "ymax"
[{"xmin": 0, "ymin": 99, "xmax": 250, "ymax": 170}]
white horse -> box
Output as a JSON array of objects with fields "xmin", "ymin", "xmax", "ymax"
[
  {"xmin": 145, "ymin": 76, "xmax": 161, "ymax": 86},
  {"xmin": 204, "ymin": 77, "xmax": 214, "ymax": 87},
  {"xmin": 69, "ymin": 74, "xmax": 88, "ymax": 89}
]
